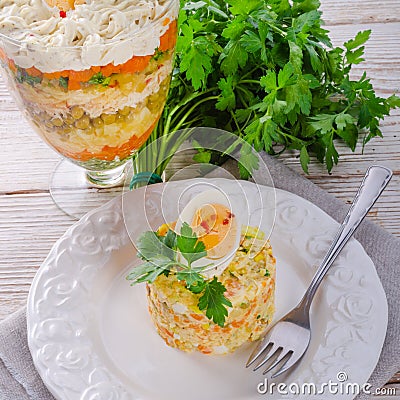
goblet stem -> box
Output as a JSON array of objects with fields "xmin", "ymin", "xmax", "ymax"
[{"xmin": 86, "ymin": 164, "xmax": 127, "ymax": 188}]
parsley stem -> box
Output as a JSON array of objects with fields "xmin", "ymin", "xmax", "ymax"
[
  {"xmin": 166, "ymin": 87, "xmax": 218, "ymax": 131},
  {"xmin": 168, "ymin": 104, "xmax": 191, "ymax": 130},
  {"xmin": 284, "ymin": 132, "xmax": 307, "ymax": 145},
  {"xmin": 223, "ymin": 137, "xmax": 242, "ymax": 156},
  {"xmin": 237, "ymin": 92, "xmax": 249, "ymax": 109},
  {"xmin": 145, "ymin": 94, "xmax": 219, "ymax": 177},
  {"xmin": 230, "ymin": 110, "xmax": 243, "ymax": 137},
  {"xmin": 155, "ymin": 127, "xmax": 195, "ymax": 176},
  {"xmin": 239, "ymin": 79, "xmax": 261, "ymax": 85},
  {"xmin": 173, "ymin": 95, "xmax": 219, "ymax": 132},
  {"xmin": 236, "ymin": 85, "xmax": 253, "ymax": 106},
  {"xmin": 267, "ymin": 23, "xmax": 286, "ymax": 37},
  {"xmin": 174, "ymin": 87, "xmax": 218, "ymax": 115},
  {"xmin": 239, "ymin": 66, "xmax": 261, "ymax": 81}
]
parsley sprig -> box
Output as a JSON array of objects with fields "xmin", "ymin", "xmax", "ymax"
[
  {"xmin": 133, "ymin": 0, "xmax": 399, "ymax": 178},
  {"xmin": 127, "ymin": 223, "xmax": 232, "ymax": 327},
  {"xmin": 16, "ymin": 67, "xmax": 42, "ymax": 86},
  {"xmin": 88, "ymin": 72, "xmax": 111, "ymax": 87}
]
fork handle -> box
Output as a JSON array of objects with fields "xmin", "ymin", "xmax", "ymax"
[{"xmin": 301, "ymin": 165, "xmax": 392, "ymax": 312}]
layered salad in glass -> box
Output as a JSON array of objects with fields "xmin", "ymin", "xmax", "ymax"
[{"xmin": 0, "ymin": 0, "xmax": 179, "ymax": 171}]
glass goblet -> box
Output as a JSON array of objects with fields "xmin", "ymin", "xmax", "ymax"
[{"xmin": 0, "ymin": 0, "xmax": 179, "ymax": 218}]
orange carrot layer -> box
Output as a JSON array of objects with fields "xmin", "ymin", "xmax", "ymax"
[
  {"xmin": 25, "ymin": 67, "xmax": 43, "ymax": 77},
  {"xmin": 159, "ymin": 20, "xmax": 178, "ymax": 52},
  {"xmin": 69, "ymin": 68, "xmax": 94, "ymax": 82},
  {"xmin": 120, "ymin": 55, "xmax": 151, "ymax": 74}
]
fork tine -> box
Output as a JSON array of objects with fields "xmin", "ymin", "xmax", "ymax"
[
  {"xmin": 250, "ymin": 342, "xmax": 273, "ymax": 370},
  {"xmin": 246, "ymin": 330, "xmax": 275, "ymax": 368},
  {"xmin": 263, "ymin": 350, "xmax": 293, "ymax": 375},
  {"xmin": 253, "ymin": 344, "xmax": 282, "ymax": 372},
  {"xmin": 270, "ymin": 349, "xmax": 304, "ymax": 378}
]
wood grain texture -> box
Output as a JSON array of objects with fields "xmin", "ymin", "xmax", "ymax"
[
  {"xmin": 0, "ymin": 0, "xmax": 399, "ymax": 389},
  {"xmin": 321, "ymin": 0, "xmax": 400, "ymax": 25}
]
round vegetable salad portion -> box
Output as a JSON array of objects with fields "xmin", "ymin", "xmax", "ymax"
[{"xmin": 147, "ymin": 228, "xmax": 276, "ymax": 355}]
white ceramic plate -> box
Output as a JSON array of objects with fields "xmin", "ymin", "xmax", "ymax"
[{"xmin": 27, "ymin": 179, "xmax": 387, "ymax": 400}]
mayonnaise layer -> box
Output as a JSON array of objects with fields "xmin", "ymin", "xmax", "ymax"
[{"xmin": 0, "ymin": 0, "xmax": 178, "ymax": 72}]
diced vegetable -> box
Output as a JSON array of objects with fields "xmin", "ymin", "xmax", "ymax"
[
  {"xmin": 159, "ymin": 20, "xmax": 178, "ymax": 52},
  {"xmin": 120, "ymin": 55, "xmax": 151, "ymax": 74},
  {"xmin": 60, "ymin": 118, "xmax": 159, "ymax": 162}
]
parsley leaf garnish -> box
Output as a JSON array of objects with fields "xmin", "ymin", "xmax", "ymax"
[
  {"xmin": 16, "ymin": 67, "xmax": 42, "ymax": 86},
  {"xmin": 152, "ymin": 48, "xmax": 165, "ymax": 61},
  {"xmin": 176, "ymin": 269, "xmax": 204, "ymax": 289},
  {"xmin": 177, "ymin": 222, "xmax": 207, "ymax": 264},
  {"xmin": 198, "ymin": 277, "xmax": 232, "ymax": 327},
  {"xmin": 127, "ymin": 223, "xmax": 232, "ymax": 326},
  {"xmin": 126, "ymin": 256, "xmax": 175, "ymax": 283},
  {"xmin": 136, "ymin": 231, "xmax": 175, "ymax": 261},
  {"xmin": 59, "ymin": 76, "xmax": 68, "ymax": 88},
  {"xmin": 159, "ymin": 228, "xmax": 177, "ymax": 250},
  {"xmin": 88, "ymin": 72, "xmax": 111, "ymax": 87}
]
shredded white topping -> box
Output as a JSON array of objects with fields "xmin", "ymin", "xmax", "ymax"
[{"xmin": 0, "ymin": 0, "xmax": 178, "ymax": 72}]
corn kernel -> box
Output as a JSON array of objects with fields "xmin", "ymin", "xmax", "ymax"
[{"xmin": 254, "ymin": 253, "xmax": 264, "ymax": 263}]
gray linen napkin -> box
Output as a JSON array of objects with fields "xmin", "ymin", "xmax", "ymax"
[
  {"xmin": 0, "ymin": 307, "xmax": 53, "ymax": 399},
  {"xmin": 0, "ymin": 153, "xmax": 398, "ymax": 399}
]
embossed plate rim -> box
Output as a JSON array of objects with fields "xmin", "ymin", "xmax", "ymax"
[{"xmin": 27, "ymin": 178, "xmax": 388, "ymax": 400}]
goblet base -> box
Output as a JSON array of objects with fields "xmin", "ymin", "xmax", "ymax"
[{"xmin": 50, "ymin": 159, "xmax": 131, "ymax": 220}]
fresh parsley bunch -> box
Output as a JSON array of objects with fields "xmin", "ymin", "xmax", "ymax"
[
  {"xmin": 139, "ymin": 0, "xmax": 399, "ymax": 175},
  {"xmin": 127, "ymin": 223, "xmax": 232, "ymax": 327}
]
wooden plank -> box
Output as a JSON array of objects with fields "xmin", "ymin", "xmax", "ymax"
[
  {"xmin": 326, "ymin": 23, "xmax": 400, "ymax": 95},
  {"xmin": 321, "ymin": 0, "xmax": 400, "ymax": 25},
  {"xmin": 0, "ymin": 194, "xmax": 66, "ymax": 319}
]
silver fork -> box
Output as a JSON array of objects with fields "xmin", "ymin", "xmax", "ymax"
[{"xmin": 246, "ymin": 165, "xmax": 392, "ymax": 378}]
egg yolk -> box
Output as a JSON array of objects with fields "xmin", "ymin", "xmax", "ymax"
[{"xmin": 192, "ymin": 203, "xmax": 237, "ymax": 259}]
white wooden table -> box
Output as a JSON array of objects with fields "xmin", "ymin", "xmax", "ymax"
[{"xmin": 0, "ymin": 0, "xmax": 399, "ymax": 390}]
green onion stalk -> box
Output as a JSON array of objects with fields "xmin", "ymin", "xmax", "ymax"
[{"xmin": 130, "ymin": 88, "xmax": 220, "ymax": 188}]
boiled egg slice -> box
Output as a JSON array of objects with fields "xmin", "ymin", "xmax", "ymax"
[{"xmin": 175, "ymin": 189, "xmax": 241, "ymax": 277}]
